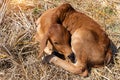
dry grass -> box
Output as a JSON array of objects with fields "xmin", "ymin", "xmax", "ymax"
[{"xmin": 0, "ymin": 0, "xmax": 120, "ymax": 80}]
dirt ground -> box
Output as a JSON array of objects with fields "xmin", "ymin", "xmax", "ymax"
[{"xmin": 0, "ymin": 0, "xmax": 120, "ymax": 80}]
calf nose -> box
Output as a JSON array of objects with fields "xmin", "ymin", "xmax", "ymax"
[{"xmin": 68, "ymin": 52, "xmax": 76, "ymax": 63}]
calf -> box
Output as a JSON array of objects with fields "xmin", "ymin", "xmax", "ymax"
[{"xmin": 43, "ymin": 3, "xmax": 113, "ymax": 77}]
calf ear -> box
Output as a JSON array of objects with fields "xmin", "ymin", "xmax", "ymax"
[{"xmin": 38, "ymin": 34, "xmax": 49, "ymax": 59}]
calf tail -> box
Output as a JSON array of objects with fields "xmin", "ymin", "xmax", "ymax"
[{"xmin": 105, "ymin": 48, "xmax": 113, "ymax": 65}]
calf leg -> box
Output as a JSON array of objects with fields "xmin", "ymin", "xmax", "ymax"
[
  {"xmin": 70, "ymin": 33, "xmax": 89, "ymax": 76},
  {"xmin": 44, "ymin": 54, "xmax": 88, "ymax": 77}
]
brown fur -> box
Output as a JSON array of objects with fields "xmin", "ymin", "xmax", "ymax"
[
  {"xmin": 35, "ymin": 3, "xmax": 113, "ymax": 77},
  {"xmin": 35, "ymin": 15, "xmax": 72, "ymax": 59},
  {"xmin": 0, "ymin": 0, "xmax": 3, "ymax": 8}
]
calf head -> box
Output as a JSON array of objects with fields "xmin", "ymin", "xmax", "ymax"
[{"xmin": 38, "ymin": 24, "xmax": 73, "ymax": 59}]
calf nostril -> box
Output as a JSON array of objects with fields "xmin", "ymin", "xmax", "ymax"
[{"xmin": 68, "ymin": 53, "xmax": 76, "ymax": 63}]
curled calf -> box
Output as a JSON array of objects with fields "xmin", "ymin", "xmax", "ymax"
[{"xmin": 43, "ymin": 3, "xmax": 113, "ymax": 77}]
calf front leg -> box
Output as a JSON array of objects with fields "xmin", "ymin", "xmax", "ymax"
[{"xmin": 44, "ymin": 54, "xmax": 88, "ymax": 77}]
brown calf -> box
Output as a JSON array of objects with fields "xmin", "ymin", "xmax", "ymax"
[{"xmin": 42, "ymin": 3, "xmax": 113, "ymax": 77}]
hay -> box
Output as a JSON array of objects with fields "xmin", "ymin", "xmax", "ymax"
[{"xmin": 0, "ymin": 0, "xmax": 120, "ymax": 80}]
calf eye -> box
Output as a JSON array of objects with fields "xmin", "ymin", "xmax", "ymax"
[{"xmin": 54, "ymin": 42, "xmax": 58, "ymax": 45}]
